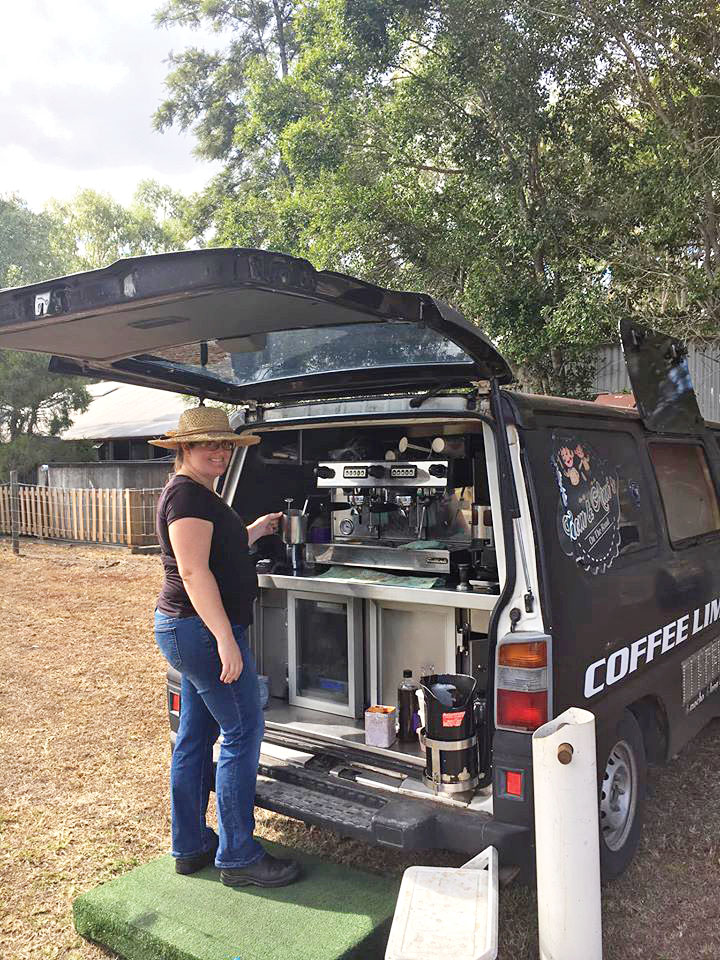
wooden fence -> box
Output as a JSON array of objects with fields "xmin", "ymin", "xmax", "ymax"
[{"xmin": 0, "ymin": 484, "xmax": 162, "ymax": 546}]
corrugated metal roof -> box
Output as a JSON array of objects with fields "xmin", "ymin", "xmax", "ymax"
[{"xmin": 62, "ymin": 383, "xmax": 188, "ymax": 440}]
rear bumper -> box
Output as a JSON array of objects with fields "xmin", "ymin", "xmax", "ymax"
[
  {"xmin": 255, "ymin": 768, "xmax": 530, "ymax": 864},
  {"xmin": 257, "ymin": 755, "xmax": 530, "ymax": 860}
]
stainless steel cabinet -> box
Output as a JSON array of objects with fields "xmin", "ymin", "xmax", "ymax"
[{"xmin": 368, "ymin": 599, "xmax": 457, "ymax": 707}]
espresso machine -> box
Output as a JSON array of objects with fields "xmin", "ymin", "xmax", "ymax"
[{"xmin": 305, "ymin": 460, "xmax": 472, "ymax": 575}]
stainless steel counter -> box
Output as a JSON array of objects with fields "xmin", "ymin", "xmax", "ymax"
[{"xmin": 257, "ymin": 570, "xmax": 498, "ymax": 610}]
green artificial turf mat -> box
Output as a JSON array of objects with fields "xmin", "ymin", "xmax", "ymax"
[{"xmin": 73, "ymin": 842, "xmax": 400, "ymax": 960}]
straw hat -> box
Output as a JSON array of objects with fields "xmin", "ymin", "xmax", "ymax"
[{"xmin": 148, "ymin": 406, "xmax": 261, "ymax": 449}]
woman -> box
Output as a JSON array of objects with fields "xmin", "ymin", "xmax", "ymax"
[{"xmin": 150, "ymin": 406, "xmax": 300, "ymax": 888}]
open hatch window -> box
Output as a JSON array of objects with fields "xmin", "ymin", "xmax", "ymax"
[{"xmin": 139, "ymin": 322, "xmax": 474, "ymax": 389}]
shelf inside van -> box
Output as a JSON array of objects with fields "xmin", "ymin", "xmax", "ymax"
[
  {"xmin": 257, "ymin": 571, "xmax": 498, "ymax": 611},
  {"xmin": 264, "ymin": 700, "xmax": 425, "ymax": 766}
]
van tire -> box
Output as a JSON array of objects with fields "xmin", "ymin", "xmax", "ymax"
[{"xmin": 599, "ymin": 709, "xmax": 647, "ymax": 880}]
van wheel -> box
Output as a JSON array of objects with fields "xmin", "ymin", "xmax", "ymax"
[{"xmin": 599, "ymin": 709, "xmax": 647, "ymax": 880}]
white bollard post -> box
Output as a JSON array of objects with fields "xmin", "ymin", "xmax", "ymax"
[{"xmin": 532, "ymin": 707, "xmax": 602, "ymax": 960}]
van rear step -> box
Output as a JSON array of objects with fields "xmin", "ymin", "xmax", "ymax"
[{"xmin": 254, "ymin": 762, "xmax": 529, "ymax": 861}]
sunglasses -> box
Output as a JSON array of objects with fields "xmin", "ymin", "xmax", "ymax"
[{"xmin": 192, "ymin": 440, "xmax": 235, "ymax": 451}]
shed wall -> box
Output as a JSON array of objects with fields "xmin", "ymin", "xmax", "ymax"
[{"xmin": 44, "ymin": 461, "xmax": 173, "ymax": 490}]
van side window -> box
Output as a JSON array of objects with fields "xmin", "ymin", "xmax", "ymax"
[
  {"xmin": 606, "ymin": 435, "xmax": 657, "ymax": 557},
  {"xmin": 648, "ymin": 443, "xmax": 720, "ymax": 543}
]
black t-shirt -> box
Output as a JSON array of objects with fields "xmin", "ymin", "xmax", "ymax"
[{"xmin": 156, "ymin": 475, "xmax": 258, "ymax": 626}]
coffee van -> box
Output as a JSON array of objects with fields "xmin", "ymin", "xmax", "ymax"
[{"xmin": 2, "ymin": 248, "xmax": 718, "ymax": 880}]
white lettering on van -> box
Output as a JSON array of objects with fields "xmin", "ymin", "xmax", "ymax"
[
  {"xmin": 693, "ymin": 600, "xmax": 720, "ymax": 636},
  {"xmin": 628, "ymin": 637, "xmax": 647, "ymax": 673},
  {"xmin": 712, "ymin": 598, "xmax": 720, "ymax": 625},
  {"xmin": 584, "ymin": 658, "xmax": 606, "ymax": 698},
  {"xmin": 583, "ymin": 598, "xmax": 720, "ymax": 698},
  {"xmin": 606, "ymin": 648, "xmax": 629, "ymax": 685},
  {"xmin": 661, "ymin": 620, "xmax": 676, "ymax": 653}
]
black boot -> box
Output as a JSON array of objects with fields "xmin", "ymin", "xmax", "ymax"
[
  {"xmin": 175, "ymin": 835, "xmax": 219, "ymax": 875},
  {"xmin": 221, "ymin": 852, "xmax": 301, "ymax": 888}
]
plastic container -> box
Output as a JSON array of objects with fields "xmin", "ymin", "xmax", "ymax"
[
  {"xmin": 365, "ymin": 705, "xmax": 397, "ymax": 748},
  {"xmin": 398, "ymin": 670, "xmax": 420, "ymax": 742},
  {"xmin": 385, "ymin": 845, "xmax": 498, "ymax": 960}
]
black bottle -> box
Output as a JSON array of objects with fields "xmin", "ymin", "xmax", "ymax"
[{"xmin": 398, "ymin": 669, "xmax": 420, "ymax": 742}]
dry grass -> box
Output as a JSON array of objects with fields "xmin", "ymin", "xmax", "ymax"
[{"xmin": 0, "ymin": 539, "xmax": 718, "ymax": 960}]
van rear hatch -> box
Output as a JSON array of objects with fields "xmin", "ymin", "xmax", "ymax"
[{"xmin": 0, "ymin": 248, "xmax": 512, "ymax": 402}]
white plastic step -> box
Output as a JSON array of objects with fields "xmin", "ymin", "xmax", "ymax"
[{"xmin": 385, "ymin": 846, "xmax": 498, "ymax": 960}]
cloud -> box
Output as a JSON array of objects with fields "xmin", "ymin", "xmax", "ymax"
[{"xmin": 0, "ymin": 0, "xmax": 224, "ymax": 207}]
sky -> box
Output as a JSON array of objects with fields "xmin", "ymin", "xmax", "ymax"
[{"xmin": 1, "ymin": 0, "xmax": 223, "ymax": 210}]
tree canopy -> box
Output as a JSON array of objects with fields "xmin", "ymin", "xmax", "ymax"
[{"xmin": 154, "ymin": 0, "xmax": 720, "ymax": 395}]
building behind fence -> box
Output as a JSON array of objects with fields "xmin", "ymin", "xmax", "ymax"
[
  {"xmin": 43, "ymin": 460, "xmax": 173, "ymax": 490},
  {"xmin": 0, "ymin": 484, "xmax": 161, "ymax": 547}
]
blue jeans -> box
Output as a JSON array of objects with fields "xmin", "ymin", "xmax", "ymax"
[{"xmin": 154, "ymin": 610, "xmax": 265, "ymax": 869}]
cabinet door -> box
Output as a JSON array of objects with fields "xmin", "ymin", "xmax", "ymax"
[
  {"xmin": 288, "ymin": 592, "xmax": 363, "ymax": 717},
  {"xmin": 369, "ymin": 600, "xmax": 457, "ymax": 707}
]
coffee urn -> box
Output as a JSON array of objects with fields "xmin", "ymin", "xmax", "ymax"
[{"xmin": 419, "ymin": 673, "xmax": 482, "ymax": 796}]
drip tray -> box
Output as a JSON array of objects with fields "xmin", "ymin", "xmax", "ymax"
[{"xmin": 305, "ymin": 541, "xmax": 466, "ymax": 574}]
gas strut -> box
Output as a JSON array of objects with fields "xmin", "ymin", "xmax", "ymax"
[{"xmin": 489, "ymin": 379, "xmax": 534, "ymax": 615}]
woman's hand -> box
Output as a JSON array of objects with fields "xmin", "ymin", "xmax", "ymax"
[
  {"xmin": 248, "ymin": 511, "xmax": 283, "ymax": 544},
  {"xmin": 217, "ymin": 634, "xmax": 244, "ymax": 683}
]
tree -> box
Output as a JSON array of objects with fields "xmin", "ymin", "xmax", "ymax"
[
  {"xmin": 154, "ymin": 0, "xmax": 298, "ymax": 169},
  {"xmin": 533, "ymin": 0, "xmax": 720, "ymax": 342},
  {"xmin": 0, "ymin": 352, "xmax": 92, "ymax": 481},
  {"xmin": 0, "ymin": 186, "xmax": 193, "ymax": 481},
  {"xmin": 154, "ymin": 0, "xmax": 720, "ymax": 395},
  {"xmin": 0, "ymin": 194, "xmax": 74, "ymax": 287},
  {"xmin": 0, "ymin": 196, "xmax": 92, "ymax": 480},
  {"xmin": 48, "ymin": 181, "xmax": 194, "ymax": 270}
]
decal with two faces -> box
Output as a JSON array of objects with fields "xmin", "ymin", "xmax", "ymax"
[{"xmin": 551, "ymin": 433, "xmax": 621, "ymax": 575}]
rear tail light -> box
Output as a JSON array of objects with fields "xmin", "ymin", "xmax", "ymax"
[
  {"xmin": 498, "ymin": 641, "xmax": 547, "ymax": 669},
  {"xmin": 170, "ymin": 692, "xmax": 181, "ymax": 714},
  {"xmin": 495, "ymin": 635, "xmax": 550, "ymax": 732},
  {"xmin": 504, "ymin": 769, "xmax": 524, "ymax": 798},
  {"xmin": 497, "ymin": 690, "xmax": 548, "ymax": 730}
]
